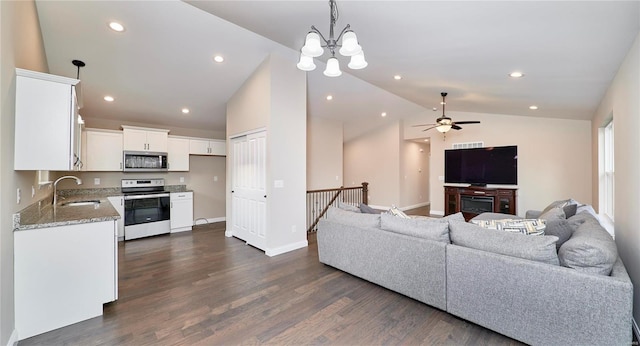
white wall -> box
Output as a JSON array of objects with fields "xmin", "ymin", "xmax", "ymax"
[
  {"xmin": 404, "ymin": 112, "xmax": 592, "ymax": 216},
  {"xmin": 226, "ymin": 53, "xmax": 307, "ymax": 255},
  {"xmin": 307, "ymin": 116, "xmax": 343, "ymax": 190},
  {"xmin": 591, "ymin": 32, "xmax": 640, "ymax": 325},
  {"xmin": 1, "ymin": 1, "xmax": 50, "ymax": 343},
  {"xmin": 344, "ymin": 122, "xmax": 401, "ymax": 207}
]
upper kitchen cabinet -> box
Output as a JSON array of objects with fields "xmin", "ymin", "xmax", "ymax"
[
  {"xmin": 82, "ymin": 129, "xmax": 123, "ymax": 171},
  {"xmin": 122, "ymin": 125, "xmax": 169, "ymax": 152},
  {"xmin": 189, "ymin": 138, "xmax": 226, "ymax": 156},
  {"xmin": 167, "ymin": 136, "xmax": 189, "ymax": 171},
  {"xmin": 14, "ymin": 68, "xmax": 83, "ymax": 171}
]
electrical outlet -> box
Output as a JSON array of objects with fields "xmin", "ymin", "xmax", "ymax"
[
  {"xmin": 180, "ymin": 177, "xmax": 185, "ymax": 183},
  {"xmin": 292, "ymin": 225, "xmax": 297, "ymax": 233},
  {"xmin": 31, "ymin": 186, "xmax": 35, "ymax": 198},
  {"xmin": 17, "ymin": 188, "xmax": 21, "ymax": 204},
  {"xmin": 94, "ymin": 178, "xmax": 101, "ymax": 185},
  {"xmin": 213, "ymin": 176, "xmax": 218, "ymax": 182},
  {"xmin": 438, "ymin": 176, "xmax": 444, "ymax": 181}
]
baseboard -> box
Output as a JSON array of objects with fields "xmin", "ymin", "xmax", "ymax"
[
  {"xmin": 265, "ymin": 240, "xmax": 308, "ymax": 257},
  {"xmin": 430, "ymin": 210, "xmax": 445, "ymax": 216},
  {"xmin": 194, "ymin": 217, "xmax": 226, "ymax": 226},
  {"xmin": 400, "ymin": 202, "xmax": 431, "ymax": 211},
  {"xmin": 633, "ymin": 317, "xmax": 639, "ymax": 342},
  {"xmin": 7, "ymin": 329, "xmax": 18, "ymax": 346}
]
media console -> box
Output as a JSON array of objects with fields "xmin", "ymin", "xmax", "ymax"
[{"xmin": 444, "ymin": 186, "xmax": 517, "ymax": 221}]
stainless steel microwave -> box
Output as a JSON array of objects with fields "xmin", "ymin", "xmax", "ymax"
[{"xmin": 123, "ymin": 151, "xmax": 168, "ymax": 172}]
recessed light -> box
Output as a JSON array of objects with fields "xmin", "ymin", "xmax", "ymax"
[
  {"xmin": 509, "ymin": 71, "xmax": 524, "ymax": 78},
  {"xmin": 182, "ymin": 108, "xmax": 190, "ymax": 114},
  {"xmin": 424, "ymin": 139, "xmax": 429, "ymax": 142},
  {"xmin": 432, "ymin": 107, "xmax": 438, "ymax": 111},
  {"xmin": 381, "ymin": 112, "xmax": 387, "ymax": 117},
  {"xmin": 213, "ymin": 55, "xmax": 224, "ymax": 63},
  {"xmin": 326, "ymin": 95, "xmax": 333, "ymax": 101},
  {"xmin": 529, "ymin": 105, "xmax": 538, "ymax": 110},
  {"xmin": 393, "ymin": 75, "xmax": 402, "ymax": 80},
  {"xmin": 108, "ymin": 22, "xmax": 125, "ymax": 32},
  {"xmin": 103, "ymin": 95, "xmax": 114, "ymax": 102}
]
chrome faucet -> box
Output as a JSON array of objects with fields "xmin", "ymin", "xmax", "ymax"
[{"xmin": 53, "ymin": 175, "xmax": 82, "ymax": 206}]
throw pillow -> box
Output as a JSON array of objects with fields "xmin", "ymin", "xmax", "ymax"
[
  {"xmin": 537, "ymin": 207, "xmax": 572, "ymax": 249},
  {"xmin": 336, "ymin": 201, "xmax": 361, "ymax": 213},
  {"xmin": 470, "ymin": 219, "xmax": 546, "ymax": 236},
  {"xmin": 541, "ymin": 199, "xmax": 571, "ymax": 214},
  {"xmin": 449, "ymin": 221, "xmax": 560, "ymax": 265},
  {"xmin": 380, "ymin": 213, "xmax": 450, "ymax": 243},
  {"xmin": 388, "ymin": 205, "xmax": 410, "ymax": 219},
  {"xmin": 539, "ymin": 207, "xmax": 566, "ymax": 221},
  {"xmin": 359, "ymin": 203, "xmax": 381, "ymax": 214},
  {"xmin": 563, "ymin": 204, "xmax": 578, "ymax": 218},
  {"xmin": 558, "ymin": 220, "xmax": 618, "ymax": 276},
  {"xmin": 326, "ymin": 206, "xmax": 380, "ymax": 229}
]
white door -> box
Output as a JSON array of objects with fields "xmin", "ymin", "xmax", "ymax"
[{"xmin": 231, "ymin": 131, "xmax": 267, "ymax": 250}]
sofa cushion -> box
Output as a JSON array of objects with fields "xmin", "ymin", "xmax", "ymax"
[
  {"xmin": 470, "ymin": 218, "xmax": 546, "ymax": 236},
  {"xmin": 559, "ymin": 220, "xmax": 618, "ymax": 276},
  {"xmin": 380, "ymin": 213, "xmax": 450, "ymax": 243},
  {"xmin": 442, "ymin": 212, "xmax": 466, "ymax": 223},
  {"xmin": 449, "ymin": 221, "xmax": 560, "ymax": 265},
  {"xmin": 471, "ymin": 212, "xmax": 522, "ymax": 221},
  {"xmin": 567, "ymin": 212, "xmax": 600, "ymax": 231},
  {"xmin": 359, "ymin": 203, "xmax": 381, "ymax": 214},
  {"xmin": 326, "ymin": 206, "xmax": 380, "ymax": 229}
]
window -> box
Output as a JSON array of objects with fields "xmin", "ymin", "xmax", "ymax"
[{"xmin": 601, "ymin": 120, "xmax": 614, "ymax": 221}]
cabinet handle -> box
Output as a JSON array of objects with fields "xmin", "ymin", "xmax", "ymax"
[
  {"xmin": 474, "ymin": 191, "xmax": 485, "ymax": 194},
  {"xmin": 120, "ymin": 162, "xmax": 123, "ymax": 170},
  {"xmin": 171, "ymin": 202, "xmax": 173, "ymax": 208}
]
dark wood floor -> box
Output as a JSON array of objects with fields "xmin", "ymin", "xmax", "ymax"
[{"xmin": 20, "ymin": 223, "xmax": 522, "ymax": 345}]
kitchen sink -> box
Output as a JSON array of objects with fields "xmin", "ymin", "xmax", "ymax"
[{"xmin": 61, "ymin": 200, "xmax": 101, "ymax": 207}]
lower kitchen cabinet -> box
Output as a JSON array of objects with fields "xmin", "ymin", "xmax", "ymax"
[
  {"xmin": 14, "ymin": 220, "xmax": 118, "ymax": 340},
  {"xmin": 170, "ymin": 191, "xmax": 193, "ymax": 232},
  {"xmin": 107, "ymin": 195, "xmax": 125, "ymax": 239}
]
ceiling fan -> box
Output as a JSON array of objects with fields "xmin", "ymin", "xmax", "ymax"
[{"xmin": 413, "ymin": 92, "xmax": 481, "ymax": 133}]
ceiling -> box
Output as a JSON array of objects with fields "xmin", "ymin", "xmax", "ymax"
[{"xmin": 35, "ymin": 1, "xmax": 639, "ymax": 140}]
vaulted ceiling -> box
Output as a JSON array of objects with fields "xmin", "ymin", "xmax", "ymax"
[{"xmin": 35, "ymin": 1, "xmax": 639, "ymax": 139}]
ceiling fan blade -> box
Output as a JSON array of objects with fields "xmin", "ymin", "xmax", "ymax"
[
  {"xmin": 412, "ymin": 123, "xmax": 436, "ymax": 127},
  {"xmin": 451, "ymin": 124, "xmax": 462, "ymax": 130},
  {"xmin": 422, "ymin": 126, "xmax": 438, "ymax": 132},
  {"xmin": 453, "ymin": 121, "xmax": 481, "ymax": 125}
]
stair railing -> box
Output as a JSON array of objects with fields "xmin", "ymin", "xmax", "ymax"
[{"xmin": 306, "ymin": 182, "xmax": 368, "ymax": 233}]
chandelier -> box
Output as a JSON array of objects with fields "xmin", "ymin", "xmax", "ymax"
[{"xmin": 296, "ymin": 0, "xmax": 367, "ymax": 77}]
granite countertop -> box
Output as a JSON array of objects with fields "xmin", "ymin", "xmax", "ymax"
[
  {"xmin": 14, "ymin": 185, "xmax": 191, "ymax": 231},
  {"xmin": 14, "ymin": 193, "xmax": 120, "ymax": 231}
]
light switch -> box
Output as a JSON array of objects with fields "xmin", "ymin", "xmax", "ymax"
[
  {"xmin": 274, "ymin": 180, "xmax": 284, "ymax": 188},
  {"xmin": 214, "ymin": 176, "xmax": 218, "ymax": 182}
]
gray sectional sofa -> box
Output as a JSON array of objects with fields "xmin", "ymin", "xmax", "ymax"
[{"xmin": 317, "ymin": 205, "xmax": 633, "ymax": 346}]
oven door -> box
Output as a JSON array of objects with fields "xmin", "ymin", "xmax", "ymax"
[{"xmin": 124, "ymin": 193, "xmax": 170, "ymax": 226}]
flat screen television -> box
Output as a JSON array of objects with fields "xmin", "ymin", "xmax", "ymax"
[{"xmin": 444, "ymin": 145, "xmax": 518, "ymax": 186}]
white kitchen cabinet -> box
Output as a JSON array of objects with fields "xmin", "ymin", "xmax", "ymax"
[
  {"xmin": 170, "ymin": 191, "xmax": 193, "ymax": 232},
  {"xmin": 14, "ymin": 220, "xmax": 117, "ymax": 340},
  {"xmin": 189, "ymin": 138, "xmax": 226, "ymax": 156},
  {"xmin": 83, "ymin": 129, "xmax": 123, "ymax": 171},
  {"xmin": 14, "ymin": 68, "xmax": 83, "ymax": 171},
  {"xmin": 122, "ymin": 125, "xmax": 169, "ymax": 152},
  {"xmin": 108, "ymin": 196, "xmax": 125, "ymax": 239},
  {"xmin": 167, "ymin": 136, "xmax": 190, "ymax": 171}
]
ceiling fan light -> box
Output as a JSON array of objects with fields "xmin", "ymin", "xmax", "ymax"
[
  {"xmin": 436, "ymin": 124, "xmax": 452, "ymax": 133},
  {"xmin": 296, "ymin": 52, "xmax": 316, "ymax": 71},
  {"xmin": 323, "ymin": 57, "xmax": 342, "ymax": 77},
  {"xmin": 301, "ymin": 32, "xmax": 323, "ymax": 57},
  {"xmin": 347, "ymin": 50, "xmax": 368, "ymax": 70},
  {"xmin": 339, "ymin": 31, "xmax": 362, "ymax": 56}
]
